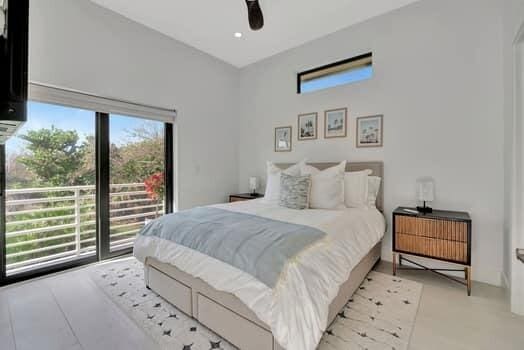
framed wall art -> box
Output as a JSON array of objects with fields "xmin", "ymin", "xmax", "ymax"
[
  {"xmin": 297, "ymin": 112, "xmax": 318, "ymax": 140},
  {"xmin": 356, "ymin": 115, "xmax": 383, "ymax": 147},
  {"xmin": 324, "ymin": 108, "xmax": 347, "ymax": 139},
  {"xmin": 274, "ymin": 126, "xmax": 292, "ymax": 152}
]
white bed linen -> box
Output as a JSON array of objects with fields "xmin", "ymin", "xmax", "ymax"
[{"xmin": 134, "ymin": 199, "xmax": 385, "ymax": 350}]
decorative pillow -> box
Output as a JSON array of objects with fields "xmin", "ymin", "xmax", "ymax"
[
  {"xmin": 367, "ymin": 176, "xmax": 382, "ymax": 208},
  {"xmin": 279, "ymin": 173, "xmax": 312, "ymax": 210},
  {"xmin": 344, "ymin": 169, "xmax": 372, "ymax": 208},
  {"xmin": 301, "ymin": 161, "xmax": 346, "ymax": 209},
  {"xmin": 264, "ymin": 159, "xmax": 306, "ymax": 203}
]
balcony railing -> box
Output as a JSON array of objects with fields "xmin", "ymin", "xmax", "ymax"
[{"xmin": 5, "ymin": 183, "xmax": 163, "ymax": 275}]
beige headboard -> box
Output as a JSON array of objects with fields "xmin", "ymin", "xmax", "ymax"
[{"xmin": 276, "ymin": 162, "xmax": 384, "ymax": 212}]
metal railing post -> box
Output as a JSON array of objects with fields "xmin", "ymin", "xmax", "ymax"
[{"xmin": 74, "ymin": 188, "xmax": 81, "ymax": 256}]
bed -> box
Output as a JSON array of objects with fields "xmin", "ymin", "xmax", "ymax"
[{"xmin": 134, "ymin": 162, "xmax": 384, "ymax": 350}]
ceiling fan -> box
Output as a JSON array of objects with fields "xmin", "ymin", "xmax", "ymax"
[{"xmin": 245, "ymin": 0, "xmax": 264, "ymax": 31}]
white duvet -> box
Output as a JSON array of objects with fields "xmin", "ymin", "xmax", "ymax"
[{"xmin": 134, "ymin": 199, "xmax": 385, "ymax": 350}]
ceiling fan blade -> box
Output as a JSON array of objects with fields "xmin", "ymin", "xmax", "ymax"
[{"xmin": 245, "ymin": 0, "xmax": 264, "ymax": 31}]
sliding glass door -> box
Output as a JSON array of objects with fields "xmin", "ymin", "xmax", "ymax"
[
  {"xmin": 3, "ymin": 102, "xmax": 97, "ymax": 277},
  {"xmin": 109, "ymin": 114, "xmax": 166, "ymax": 254},
  {"xmin": 0, "ymin": 101, "xmax": 174, "ymax": 284}
]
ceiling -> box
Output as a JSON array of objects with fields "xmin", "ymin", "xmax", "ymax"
[{"xmin": 90, "ymin": 0, "xmax": 421, "ymax": 68}]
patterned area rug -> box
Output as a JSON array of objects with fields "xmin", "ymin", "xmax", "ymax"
[{"xmin": 91, "ymin": 258, "xmax": 422, "ymax": 350}]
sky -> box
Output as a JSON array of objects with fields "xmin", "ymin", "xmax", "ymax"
[
  {"xmin": 301, "ymin": 66, "xmax": 373, "ymax": 93},
  {"xmin": 6, "ymin": 101, "xmax": 162, "ymax": 156}
]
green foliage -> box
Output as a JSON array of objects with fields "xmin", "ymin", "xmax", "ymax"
[
  {"xmin": 13, "ymin": 123, "xmax": 164, "ymax": 187},
  {"xmin": 6, "ymin": 122, "xmax": 165, "ymax": 267},
  {"xmin": 18, "ymin": 126, "xmax": 88, "ymax": 186},
  {"xmin": 110, "ymin": 124, "xmax": 164, "ymax": 183}
]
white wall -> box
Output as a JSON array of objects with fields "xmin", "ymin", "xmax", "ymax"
[
  {"xmin": 28, "ymin": 0, "xmax": 239, "ymax": 210},
  {"xmin": 237, "ymin": 0, "xmax": 506, "ymax": 286},
  {"xmin": 512, "ymin": 41, "xmax": 524, "ymax": 314},
  {"xmin": 503, "ymin": 0, "xmax": 524, "ymax": 314},
  {"xmin": 28, "ymin": 0, "xmax": 519, "ymax": 289}
]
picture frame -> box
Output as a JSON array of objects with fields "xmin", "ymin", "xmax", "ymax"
[
  {"xmin": 297, "ymin": 112, "xmax": 318, "ymax": 140},
  {"xmin": 274, "ymin": 126, "xmax": 292, "ymax": 152},
  {"xmin": 356, "ymin": 115, "xmax": 383, "ymax": 148},
  {"xmin": 324, "ymin": 108, "xmax": 347, "ymax": 138}
]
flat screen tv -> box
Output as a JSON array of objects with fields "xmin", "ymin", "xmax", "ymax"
[{"xmin": 0, "ymin": 0, "xmax": 29, "ymax": 144}]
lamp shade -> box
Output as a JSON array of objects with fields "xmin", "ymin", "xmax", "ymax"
[
  {"xmin": 249, "ymin": 177, "xmax": 258, "ymax": 192},
  {"xmin": 417, "ymin": 177, "xmax": 435, "ymax": 202}
]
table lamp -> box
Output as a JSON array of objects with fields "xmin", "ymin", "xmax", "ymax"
[
  {"xmin": 249, "ymin": 177, "xmax": 259, "ymax": 196},
  {"xmin": 416, "ymin": 177, "xmax": 434, "ymax": 213}
]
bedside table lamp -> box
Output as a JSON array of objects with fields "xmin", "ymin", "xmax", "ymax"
[
  {"xmin": 416, "ymin": 177, "xmax": 434, "ymax": 213},
  {"xmin": 249, "ymin": 177, "xmax": 259, "ymax": 196}
]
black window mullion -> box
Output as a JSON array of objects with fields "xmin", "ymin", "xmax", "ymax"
[
  {"xmin": 96, "ymin": 112, "xmax": 110, "ymax": 260},
  {"xmin": 164, "ymin": 123, "xmax": 174, "ymax": 214}
]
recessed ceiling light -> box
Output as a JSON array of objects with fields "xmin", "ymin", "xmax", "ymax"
[{"xmin": 234, "ymin": 32, "xmax": 243, "ymax": 38}]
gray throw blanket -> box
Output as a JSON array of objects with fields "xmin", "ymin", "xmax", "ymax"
[{"xmin": 138, "ymin": 207, "xmax": 326, "ymax": 287}]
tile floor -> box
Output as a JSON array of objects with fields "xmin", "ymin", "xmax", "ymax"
[{"xmin": 0, "ymin": 260, "xmax": 523, "ymax": 350}]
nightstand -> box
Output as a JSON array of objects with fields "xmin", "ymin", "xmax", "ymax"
[
  {"xmin": 392, "ymin": 207, "xmax": 472, "ymax": 295},
  {"xmin": 229, "ymin": 193, "xmax": 264, "ymax": 203}
]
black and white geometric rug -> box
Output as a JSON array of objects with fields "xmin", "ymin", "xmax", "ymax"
[{"xmin": 91, "ymin": 258, "xmax": 422, "ymax": 350}]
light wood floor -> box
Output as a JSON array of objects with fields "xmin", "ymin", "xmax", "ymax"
[
  {"xmin": 374, "ymin": 262, "xmax": 524, "ymax": 350},
  {"xmin": 1, "ymin": 259, "xmax": 523, "ymax": 350}
]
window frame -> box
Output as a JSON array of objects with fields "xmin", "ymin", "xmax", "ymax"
[
  {"xmin": 0, "ymin": 95, "xmax": 175, "ymax": 286},
  {"xmin": 297, "ymin": 52, "xmax": 373, "ymax": 94}
]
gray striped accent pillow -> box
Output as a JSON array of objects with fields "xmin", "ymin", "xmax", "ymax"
[{"xmin": 279, "ymin": 173, "xmax": 311, "ymax": 210}]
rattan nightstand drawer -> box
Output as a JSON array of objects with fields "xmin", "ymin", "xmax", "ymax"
[
  {"xmin": 395, "ymin": 233, "xmax": 468, "ymax": 263},
  {"xmin": 395, "ymin": 215, "xmax": 468, "ymax": 242}
]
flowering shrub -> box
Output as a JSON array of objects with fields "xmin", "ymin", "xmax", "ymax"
[{"xmin": 144, "ymin": 172, "xmax": 164, "ymax": 200}]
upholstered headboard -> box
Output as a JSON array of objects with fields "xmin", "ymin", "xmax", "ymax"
[{"xmin": 275, "ymin": 162, "xmax": 384, "ymax": 212}]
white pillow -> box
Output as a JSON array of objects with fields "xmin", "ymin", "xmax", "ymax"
[
  {"xmin": 264, "ymin": 160, "xmax": 306, "ymax": 203},
  {"xmin": 301, "ymin": 161, "xmax": 346, "ymax": 209},
  {"xmin": 344, "ymin": 169, "xmax": 372, "ymax": 208},
  {"xmin": 367, "ymin": 176, "xmax": 382, "ymax": 208}
]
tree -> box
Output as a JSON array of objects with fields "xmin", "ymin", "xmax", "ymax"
[
  {"xmin": 18, "ymin": 126, "xmax": 87, "ymax": 186},
  {"xmin": 111, "ymin": 123, "xmax": 164, "ymax": 183},
  {"xmin": 75, "ymin": 135, "xmax": 96, "ymax": 185},
  {"xmin": 6, "ymin": 150, "xmax": 34, "ymax": 188},
  {"xmin": 12, "ymin": 122, "xmax": 164, "ymax": 187}
]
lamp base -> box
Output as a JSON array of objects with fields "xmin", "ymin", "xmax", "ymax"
[{"xmin": 416, "ymin": 206, "xmax": 433, "ymax": 214}]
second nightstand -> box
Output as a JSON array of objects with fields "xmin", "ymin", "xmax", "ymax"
[
  {"xmin": 229, "ymin": 193, "xmax": 264, "ymax": 203},
  {"xmin": 392, "ymin": 207, "xmax": 472, "ymax": 295}
]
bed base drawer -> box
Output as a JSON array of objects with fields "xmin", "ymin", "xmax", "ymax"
[
  {"xmin": 196, "ymin": 293, "xmax": 274, "ymax": 350},
  {"xmin": 147, "ymin": 266, "xmax": 193, "ymax": 316}
]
